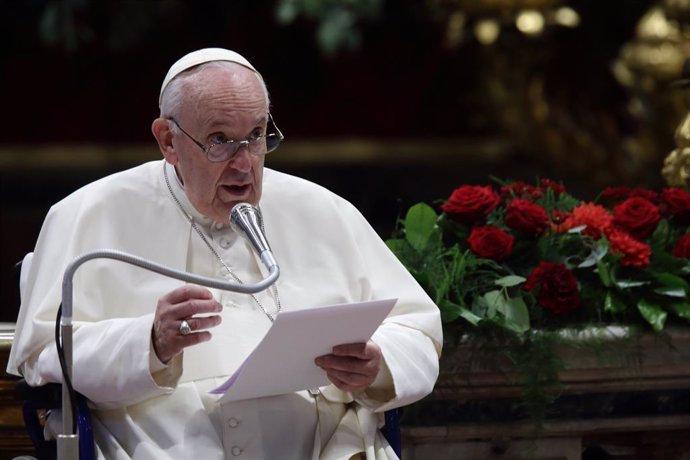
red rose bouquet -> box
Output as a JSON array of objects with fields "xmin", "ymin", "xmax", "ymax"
[
  {"xmin": 387, "ymin": 179, "xmax": 690, "ymax": 336},
  {"xmin": 387, "ymin": 178, "xmax": 690, "ymax": 430}
]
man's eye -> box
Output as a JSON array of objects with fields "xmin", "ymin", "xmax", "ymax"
[
  {"xmin": 209, "ymin": 134, "xmax": 229, "ymax": 144},
  {"xmin": 249, "ymin": 130, "xmax": 264, "ymax": 141}
]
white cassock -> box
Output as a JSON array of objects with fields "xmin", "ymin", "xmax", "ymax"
[{"xmin": 8, "ymin": 160, "xmax": 442, "ymax": 460}]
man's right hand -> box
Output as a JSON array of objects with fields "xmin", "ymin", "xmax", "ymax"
[{"xmin": 152, "ymin": 285, "xmax": 223, "ymax": 363}]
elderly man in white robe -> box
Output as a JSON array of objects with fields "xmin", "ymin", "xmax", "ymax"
[{"xmin": 8, "ymin": 48, "xmax": 442, "ymax": 459}]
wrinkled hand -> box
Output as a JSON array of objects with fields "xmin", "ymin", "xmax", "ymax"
[
  {"xmin": 152, "ymin": 285, "xmax": 222, "ymax": 363},
  {"xmin": 315, "ymin": 341, "xmax": 382, "ymax": 392}
]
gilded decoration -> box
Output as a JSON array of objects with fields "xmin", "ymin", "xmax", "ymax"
[{"xmin": 432, "ymin": 0, "xmax": 690, "ymax": 187}]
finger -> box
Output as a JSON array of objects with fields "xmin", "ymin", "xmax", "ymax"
[
  {"xmin": 331, "ymin": 342, "xmax": 369, "ymax": 358},
  {"xmin": 153, "ymin": 318, "xmax": 216, "ymax": 363},
  {"xmin": 179, "ymin": 330, "xmax": 213, "ymax": 345},
  {"xmin": 183, "ymin": 314, "xmax": 222, "ymax": 333},
  {"xmin": 173, "ymin": 298, "xmax": 223, "ymax": 321},
  {"xmin": 325, "ymin": 370, "xmax": 373, "ymax": 392},
  {"xmin": 157, "ymin": 296, "xmax": 222, "ymax": 323},
  {"xmin": 162, "ymin": 285, "xmax": 214, "ymax": 304},
  {"xmin": 315, "ymin": 355, "xmax": 379, "ymax": 376}
]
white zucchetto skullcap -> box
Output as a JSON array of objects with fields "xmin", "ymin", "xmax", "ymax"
[{"xmin": 159, "ymin": 48, "xmax": 259, "ymax": 107}]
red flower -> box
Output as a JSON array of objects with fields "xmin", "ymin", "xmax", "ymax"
[
  {"xmin": 555, "ymin": 203, "xmax": 613, "ymax": 239},
  {"xmin": 629, "ymin": 188, "xmax": 660, "ymax": 203},
  {"xmin": 612, "ymin": 197, "xmax": 661, "ymax": 239},
  {"xmin": 523, "ymin": 262, "xmax": 580, "ymax": 315},
  {"xmin": 601, "ymin": 187, "xmax": 659, "ymax": 203},
  {"xmin": 550, "ymin": 209, "xmax": 570, "ymax": 226},
  {"xmin": 505, "ymin": 199, "xmax": 549, "ymax": 236},
  {"xmin": 607, "ymin": 229, "xmax": 652, "ymax": 267},
  {"xmin": 662, "ymin": 188, "xmax": 690, "ymax": 224},
  {"xmin": 540, "ymin": 178, "xmax": 566, "ymax": 195},
  {"xmin": 500, "ymin": 181, "xmax": 543, "ymax": 200},
  {"xmin": 441, "ymin": 185, "xmax": 502, "ymax": 224},
  {"xmin": 467, "ymin": 226, "xmax": 515, "ymax": 261},
  {"xmin": 601, "ymin": 187, "xmax": 631, "ymax": 201},
  {"xmin": 673, "ymin": 234, "xmax": 690, "ymax": 259}
]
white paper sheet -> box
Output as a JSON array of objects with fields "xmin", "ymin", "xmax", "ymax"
[{"xmin": 211, "ymin": 298, "xmax": 397, "ymax": 403}]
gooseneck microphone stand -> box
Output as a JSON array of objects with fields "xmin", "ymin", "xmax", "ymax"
[{"xmin": 57, "ymin": 205, "xmax": 279, "ymax": 460}]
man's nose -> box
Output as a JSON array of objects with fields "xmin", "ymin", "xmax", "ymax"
[{"xmin": 228, "ymin": 144, "xmax": 253, "ymax": 172}]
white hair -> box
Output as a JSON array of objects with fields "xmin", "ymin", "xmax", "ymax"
[{"xmin": 159, "ymin": 61, "xmax": 270, "ymax": 119}]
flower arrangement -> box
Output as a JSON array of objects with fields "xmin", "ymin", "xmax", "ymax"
[
  {"xmin": 386, "ymin": 178, "xmax": 690, "ymax": 428},
  {"xmin": 388, "ymin": 178, "xmax": 690, "ymax": 335}
]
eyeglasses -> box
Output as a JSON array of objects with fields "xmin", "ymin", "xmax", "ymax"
[{"xmin": 169, "ymin": 113, "xmax": 284, "ymax": 162}]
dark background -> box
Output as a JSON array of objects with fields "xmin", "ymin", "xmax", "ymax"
[{"xmin": 0, "ymin": 0, "xmax": 674, "ymax": 322}]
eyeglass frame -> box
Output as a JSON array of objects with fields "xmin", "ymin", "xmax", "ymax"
[{"xmin": 168, "ymin": 113, "xmax": 284, "ymax": 162}]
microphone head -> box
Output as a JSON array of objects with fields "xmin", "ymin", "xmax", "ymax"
[
  {"xmin": 231, "ymin": 203, "xmax": 278, "ymax": 270},
  {"xmin": 230, "ymin": 203, "xmax": 271, "ymax": 253},
  {"xmin": 231, "ymin": 202, "xmax": 260, "ymax": 228}
]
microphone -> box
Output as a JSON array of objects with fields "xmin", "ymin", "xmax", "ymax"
[{"xmin": 230, "ymin": 203, "xmax": 279, "ymax": 270}]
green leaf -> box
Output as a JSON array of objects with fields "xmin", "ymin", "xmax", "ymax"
[
  {"xmin": 458, "ymin": 306, "xmax": 484, "ymax": 326},
  {"xmin": 483, "ymin": 290, "xmax": 505, "ymax": 319},
  {"xmin": 439, "ymin": 299, "xmax": 484, "ymax": 325},
  {"xmin": 669, "ymin": 302, "xmax": 690, "ymax": 322},
  {"xmin": 404, "ymin": 203, "xmax": 438, "ymax": 252},
  {"xmin": 681, "ymin": 262, "xmax": 690, "ymax": 275},
  {"xmin": 615, "ymin": 279, "xmax": 649, "ymax": 289},
  {"xmin": 495, "ymin": 275, "xmax": 526, "ymax": 287},
  {"xmin": 596, "ymin": 259, "xmax": 611, "ymax": 287},
  {"xmin": 385, "ymin": 238, "xmax": 407, "ymax": 254},
  {"xmin": 604, "ymin": 292, "xmax": 627, "ymax": 313},
  {"xmin": 578, "ymin": 242, "xmax": 608, "ymax": 268},
  {"xmin": 637, "ymin": 300, "xmax": 667, "ymax": 332},
  {"xmin": 438, "ymin": 299, "xmax": 462, "ymax": 323},
  {"xmin": 654, "ymin": 272, "xmax": 689, "ymax": 291},
  {"xmin": 653, "ymin": 287, "xmax": 688, "ymax": 298},
  {"xmin": 500, "ymin": 296, "xmax": 531, "ymax": 333}
]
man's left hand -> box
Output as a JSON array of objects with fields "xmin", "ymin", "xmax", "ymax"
[{"xmin": 315, "ymin": 341, "xmax": 382, "ymax": 392}]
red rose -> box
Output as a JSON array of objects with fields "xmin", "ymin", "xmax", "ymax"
[
  {"xmin": 500, "ymin": 181, "xmax": 543, "ymax": 200},
  {"xmin": 523, "ymin": 262, "xmax": 580, "ymax": 315},
  {"xmin": 601, "ymin": 187, "xmax": 631, "ymax": 201},
  {"xmin": 673, "ymin": 234, "xmax": 690, "ymax": 259},
  {"xmin": 612, "ymin": 197, "xmax": 661, "ymax": 239},
  {"xmin": 467, "ymin": 226, "xmax": 515, "ymax": 261},
  {"xmin": 540, "ymin": 178, "xmax": 565, "ymax": 195},
  {"xmin": 662, "ymin": 188, "xmax": 690, "ymax": 224},
  {"xmin": 601, "ymin": 187, "xmax": 659, "ymax": 203},
  {"xmin": 607, "ymin": 228, "xmax": 652, "ymax": 267},
  {"xmin": 629, "ymin": 188, "xmax": 660, "ymax": 202},
  {"xmin": 505, "ymin": 198, "xmax": 549, "ymax": 236},
  {"xmin": 441, "ymin": 185, "xmax": 502, "ymax": 224}
]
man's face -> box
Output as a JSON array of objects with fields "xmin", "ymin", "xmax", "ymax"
[{"xmin": 166, "ymin": 65, "xmax": 268, "ymax": 224}]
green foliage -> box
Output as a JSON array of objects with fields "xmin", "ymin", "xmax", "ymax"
[{"xmin": 387, "ymin": 178, "xmax": 690, "ymax": 433}]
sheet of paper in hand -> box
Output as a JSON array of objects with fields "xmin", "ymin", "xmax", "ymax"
[{"xmin": 210, "ymin": 298, "xmax": 397, "ymax": 402}]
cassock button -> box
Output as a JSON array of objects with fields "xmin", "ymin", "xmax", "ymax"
[
  {"xmin": 231, "ymin": 446, "xmax": 243, "ymax": 456},
  {"xmin": 227, "ymin": 417, "xmax": 240, "ymax": 428},
  {"xmin": 219, "ymin": 238, "xmax": 231, "ymax": 249}
]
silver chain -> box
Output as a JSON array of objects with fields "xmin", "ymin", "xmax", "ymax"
[{"xmin": 164, "ymin": 165, "xmax": 281, "ymax": 322}]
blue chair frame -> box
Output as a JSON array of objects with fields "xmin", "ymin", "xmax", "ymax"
[
  {"xmin": 16, "ymin": 380, "xmax": 95, "ymax": 460},
  {"xmin": 383, "ymin": 407, "xmax": 402, "ymax": 457}
]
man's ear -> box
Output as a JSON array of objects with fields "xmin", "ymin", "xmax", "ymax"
[{"xmin": 151, "ymin": 118, "xmax": 178, "ymax": 164}]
